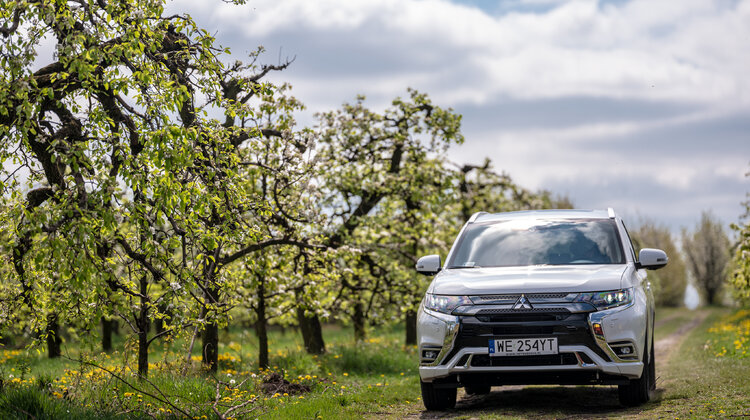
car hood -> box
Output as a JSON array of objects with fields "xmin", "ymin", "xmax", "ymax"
[{"xmin": 428, "ymin": 265, "xmax": 627, "ymax": 295}]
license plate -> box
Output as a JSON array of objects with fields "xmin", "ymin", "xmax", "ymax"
[{"xmin": 489, "ymin": 337, "xmax": 558, "ymax": 356}]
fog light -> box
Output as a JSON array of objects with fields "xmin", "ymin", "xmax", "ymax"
[
  {"xmin": 422, "ymin": 349, "xmax": 440, "ymax": 362},
  {"xmin": 613, "ymin": 344, "xmax": 636, "ymax": 358},
  {"xmin": 592, "ymin": 323, "xmax": 604, "ymax": 336}
]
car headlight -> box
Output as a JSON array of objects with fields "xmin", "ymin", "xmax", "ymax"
[
  {"xmin": 576, "ymin": 288, "xmax": 633, "ymax": 310},
  {"xmin": 423, "ymin": 293, "xmax": 471, "ymax": 314}
]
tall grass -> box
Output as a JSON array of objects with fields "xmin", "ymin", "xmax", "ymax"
[{"xmin": 0, "ymin": 323, "xmax": 420, "ymax": 418}]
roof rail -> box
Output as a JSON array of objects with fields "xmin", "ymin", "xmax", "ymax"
[
  {"xmin": 468, "ymin": 211, "xmax": 488, "ymax": 223},
  {"xmin": 607, "ymin": 207, "xmax": 616, "ymax": 219}
]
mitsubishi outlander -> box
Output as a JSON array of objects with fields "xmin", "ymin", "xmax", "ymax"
[{"xmin": 415, "ymin": 209, "xmax": 667, "ymax": 410}]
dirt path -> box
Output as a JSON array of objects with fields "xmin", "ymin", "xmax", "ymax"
[
  {"xmin": 654, "ymin": 310, "xmax": 707, "ymax": 362},
  {"xmin": 395, "ymin": 310, "xmax": 710, "ymax": 420},
  {"xmin": 653, "ymin": 312, "xmax": 683, "ymax": 329}
]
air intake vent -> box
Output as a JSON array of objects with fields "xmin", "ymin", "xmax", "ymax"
[
  {"xmin": 471, "ymin": 353, "xmax": 577, "ymax": 367},
  {"xmin": 470, "ymin": 293, "xmax": 572, "ymax": 304},
  {"xmin": 529, "ymin": 293, "xmax": 571, "ymax": 299},
  {"xmin": 476, "ymin": 307, "xmax": 568, "ymax": 314}
]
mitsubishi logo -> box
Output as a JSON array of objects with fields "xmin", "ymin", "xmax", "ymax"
[{"xmin": 513, "ymin": 294, "xmax": 533, "ymax": 310}]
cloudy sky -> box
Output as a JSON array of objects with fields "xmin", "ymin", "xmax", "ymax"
[{"xmin": 171, "ymin": 0, "xmax": 750, "ymax": 234}]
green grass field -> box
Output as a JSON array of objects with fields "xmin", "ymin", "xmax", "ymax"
[
  {"xmin": 0, "ymin": 324, "xmax": 421, "ymax": 419},
  {"xmin": 647, "ymin": 307, "xmax": 750, "ymax": 418},
  {"xmin": 1, "ymin": 307, "xmax": 749, "ymax": 419}
]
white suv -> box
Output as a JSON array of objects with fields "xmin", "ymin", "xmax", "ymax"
[{"xmin": 415, "ymin": 209, "xmax": 667, "ymax": 410}]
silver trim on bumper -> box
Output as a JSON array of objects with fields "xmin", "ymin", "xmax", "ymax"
[{"xmin": 419, "ymin": 345, "xmax": 644, "ymax": 381}]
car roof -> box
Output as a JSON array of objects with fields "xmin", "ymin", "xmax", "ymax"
[{"xmin": 470, "ymin": 208, "xmax": 615, "ymax": 223}]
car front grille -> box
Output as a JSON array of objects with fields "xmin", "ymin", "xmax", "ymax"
[
  {"xmin": 439, "ymin": 310, "xmax": 611, "ymax": 364},
  {"xmin": 462, "ymin": 324, "xmax": 555, "ymax": 336},
  {"xmin": 474, "ymin": 309, "xmax": 570, "ymax": 323}
]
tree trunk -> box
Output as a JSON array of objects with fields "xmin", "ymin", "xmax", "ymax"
[
  {"xmin": 256, "ymin": 316, "xmax": 269, "ymax": 370},
  {"xmin": 297, "ymin": 307, "xmax": 312, "ymax": 349},
  {"xmin": 155, "ymin": 301, "xmax": 170, "ymax": 337},
  {"xmin": 46, "ymin": 313, "xmax": 61, "ymax": 358},
  {"xmin": 137, "ymin": 322, "xmax": 149, "ymax": 377},
  {"xmin": 405, "ymin": 309, "xmax": 417, "ymax": 346},
  {"xmin": 202, "ymin": 322, "xmax": 219, "ymax": 372},
  {"xmin": 308, "ymin": 314, "xmax": 325, "ymax": 354},
  {"xmin": 102, "ymin": 317, "xmax": 113, "ymax": 352},
  {"xmin": 255, "ymin": 274, "xmax": 269, "ymax": 369},
  {"xmin": 255, "ymin": 276, "xmax": 268, "ymax": 369},
  {"xmin": 137, "ymin": 276, "xmax": 150, "ymax": 377},
  {"xmin": 353, "ymin": 302, "xmax": 366, "ymax": 342},
  {"xmin": 297, "ymin": 307, "xmax": 325, "ymax": 354},
  {"xmin": 706, "ymin": 288, "xmax": 717, "ymax": 305},
  {"xmin": 202, "ymin": 284, "xmax": 220, "ymax": 372}
]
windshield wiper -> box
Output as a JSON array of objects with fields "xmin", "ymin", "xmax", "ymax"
[{"xmin": 448, "ymin": 265, "xmax": 481, "ymax": 269}]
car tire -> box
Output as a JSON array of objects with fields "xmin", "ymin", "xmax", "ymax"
[
  {"xmin": 421, "ymin": 380, "xmax": 457, "ymax": 410},
  {"xmin": 464, "ymin": 384, "xmax": 491, "ymax": 395},
  {"xmin": 618, "ymin": 335, "xmax": 655, "ymax": 406}
]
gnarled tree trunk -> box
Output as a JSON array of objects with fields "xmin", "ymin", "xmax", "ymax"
[
  {"xmin": 137, "ymin": 275, "xmax": 150, "ymax": 377},
  {"xmin": 46, "ymin": 313, "xmax": 61, "ymax": 358},
  {"xmin": 255, "ymin": 274, "xmax": 269, "ymax": 369},
  {"xmin": 297, "ymin": 307, "xmax": 325, "ymax": 354},
  {"xmin": 102, "ymin": 317, "xmax": 113, "ymax": 352},
  {"xmin": 353, "ymin": 302, "xmax": 366, "ymax": 342},
  {"xmin": 202, "ymin": 283, "xmax": 220, "ymax": 372}
]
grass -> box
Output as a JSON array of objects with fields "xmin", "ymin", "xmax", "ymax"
[
  {"xmin": 0, "ymin": 386, "xmax": 111, "ymax": 420},
  {"xmin": 0, "ymin": 324, "xmax": 420, "ymax": 419},
  {"xmin": 647, "ymin": 307, "xmax": 750, "ymax": 418},
  {"xmin": 1, "ymin": 307, "xmax": 749, "ymax": 419}
]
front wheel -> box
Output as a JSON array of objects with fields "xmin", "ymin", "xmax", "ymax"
[
  {"xmin": 421, "ymin": 380, "xmax": 457, "ymax": 410},
  {"xmin": 618, "ymin": 338, "xmax": 655, "ymax": 406}
]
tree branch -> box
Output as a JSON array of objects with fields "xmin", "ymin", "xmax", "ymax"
[
  {"xmin": 0, "ymin": 6, "xmax": 22, "ymax": 38},
  {"xmin": 219, "ymin": 238, "xmax": 324, "ymax": 266}
]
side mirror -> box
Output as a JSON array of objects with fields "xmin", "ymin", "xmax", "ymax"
[
  {"xmin": 637, "ymin": 248, "xmax": 668, "ymax": 270},
  {"xmin": 416, "ymin": 255, "xmax": 441, "ymax": 276}
]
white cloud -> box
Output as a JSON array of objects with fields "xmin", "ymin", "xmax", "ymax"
[
  {"xmin": 173, "ymin": 0, "xmax": 750, "ymax": 108},
  {"xmin": 166, "ymin": 0, "xmax": 749, "ymax": 230}
]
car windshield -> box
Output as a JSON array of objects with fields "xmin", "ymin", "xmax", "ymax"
[{"xmin": 447, "ymin": 218, "xmax": 625, "ymax": 268}]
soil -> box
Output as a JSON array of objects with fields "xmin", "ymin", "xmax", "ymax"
[{"xmin": 260, "ymin": 372, "xmax": 311, "ymax": 396}]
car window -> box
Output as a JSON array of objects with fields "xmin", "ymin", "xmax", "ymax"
[{"xmin": 447, "ymin": 219, "xmax": 625, "ymax": 268}]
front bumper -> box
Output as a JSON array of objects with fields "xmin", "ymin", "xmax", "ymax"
[{"xmin": 418, "ymin": 301, "xmax": 646, "ymax": 384}]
